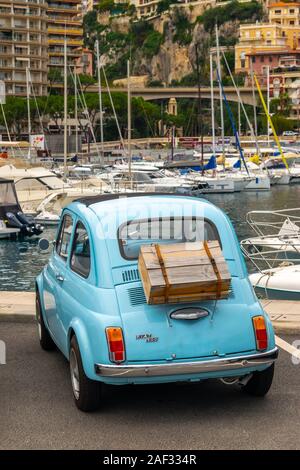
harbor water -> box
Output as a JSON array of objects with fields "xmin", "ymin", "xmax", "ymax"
[{"xmin": 1, "ymin": 185, "xmax": 300, "ymax": 291}]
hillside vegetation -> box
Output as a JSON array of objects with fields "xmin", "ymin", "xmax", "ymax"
[{"xmin": 83, "ymin": 1, "xmax": 264, "ymax": 85}]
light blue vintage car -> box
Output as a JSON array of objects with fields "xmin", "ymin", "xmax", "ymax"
[{"xmin": 36, "ymin": 193, "xmax": 278, "ymax": 411}]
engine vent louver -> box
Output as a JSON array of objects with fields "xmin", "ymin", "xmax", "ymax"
[
  {"xmin": 128, "ymin": 287, "xmax": 146, "ymax": 306},
  {"xmin": 122, "ymin": 269, "xmax": 140, "ymax": 283}
]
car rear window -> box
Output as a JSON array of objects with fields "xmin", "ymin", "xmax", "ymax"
[{"xmin": 118, "ymin": 217, "xmax": 220, "ymax": 260}]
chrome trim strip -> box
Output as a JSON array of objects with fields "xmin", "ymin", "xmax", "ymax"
[{"xmin": 95, "ymin": 347, "xmax": 278, "ymax": 378}]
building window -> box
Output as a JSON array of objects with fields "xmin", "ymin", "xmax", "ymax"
[
  {"xmin": 290, "ymin": 9, "xmax": 295, "ymax": 14},
  {"xmin": 290, "ymin": 21, "xmax": 295, "ymax": 25},
  {"xmin": 269, "ymin": 56, "xmax": 273, "ymax": 62},
  {"xmin": 275, "ymin": 10, "xmax": 281, "ymax": 14},
  {"xmin": 260, "ymin": 56, "xmax": 264, "ymax": 63},
  {"xmin": 252, "ymin": 56, "xmax": 256, "ymax": 63},
  {"xmin": 240, "ymin": 52, "xmax": 246, "ymax": 69}
]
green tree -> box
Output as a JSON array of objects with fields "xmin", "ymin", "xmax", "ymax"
[
  {"xmin": 0, "ymin": 97, "xmax": 28, "ymax": 137},
  {"xmin": 157, "ymin": 0, "xmax": 177, "ymax": 14},
  {"xmin": 142, "ymin": 31, "xmax": 164, "ymax": 58},
  {"xmin": 270, "ymin": 93, "xmax": 292, "ymax": 117},
  {"xmin": 198, "ymin": 0, "xmax": 263, "ymax": 34},
  {"xmin": 97, "ymin": 0, "xmax": 114, "ymax": 13},
  {"xmin": 173, "ymin": 8, "xmax": 192, "ymax": 46}
]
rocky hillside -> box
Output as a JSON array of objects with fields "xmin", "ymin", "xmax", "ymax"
[{"xmin": 84, "ymin": 0, "xmax": 264, "ymax": 85}]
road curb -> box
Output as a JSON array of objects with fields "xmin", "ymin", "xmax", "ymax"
[
  {"xmin": 1, "ymin": 292, "xmax": 300, "ymax": 333},
  {"xmin": 272, "ymin": 323, "xmax": 300, "ymax": 335},
  {"xmin": 0, "ymin": 313, "xmax": 35, "ymax": 323},
  {"xmin": 1, "ymin": 312, "xmax": 300, "ymax": 333}
]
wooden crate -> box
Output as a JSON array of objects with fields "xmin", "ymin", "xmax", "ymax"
[{"xmin": 138, "ymin": 241, "xmax": 231, "ymax": 305}]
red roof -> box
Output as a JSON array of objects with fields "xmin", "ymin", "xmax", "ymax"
[{"xmin": 268, "ymin": 2, "xmax": 300, "ymax": 8}]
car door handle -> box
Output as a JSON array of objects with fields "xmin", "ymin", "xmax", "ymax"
[{"xmin": 55, "ymin": 273, "xmax": 65, "ymax": 282}]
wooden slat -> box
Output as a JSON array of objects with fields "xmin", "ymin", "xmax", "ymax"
[{"xmin": 138, "ymin": 240, "xmax": 231, "ymax": 304}]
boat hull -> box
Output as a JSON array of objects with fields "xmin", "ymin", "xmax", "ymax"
[
  {"xmin": 249, "ymin": 265, "xmax": 300, "ymax": 300},
  {"xmin": 0, "ymin": 228, "xmax": 20, "ymax": 239},
  {"xmin": 245, "ymin": 176, "xmax": 270, "ymax": 191},
  {"xmin": 254, "ymin": 285, "xmax": 300, "ymax": 301}
]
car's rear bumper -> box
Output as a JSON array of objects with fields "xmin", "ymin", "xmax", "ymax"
[{"xmin": 94, "ymin": 347, "xmax": 278, "ymax": 378}]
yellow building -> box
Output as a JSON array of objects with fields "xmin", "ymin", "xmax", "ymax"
[
  {"xmin": 269, "ymin": 2, "xmax": 300, "ymax": 27},
  {"xmin": 47, "ymin": 0, "xmax": 83, "ymax": 72},
  {"xmin": 235, "ymin": 1, "xmax": 300, "ymax": 73}
]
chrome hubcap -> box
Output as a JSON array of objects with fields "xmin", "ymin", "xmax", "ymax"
[{"xmin": 70, "ymin": 349, "xmax": 80, "ymax": 400}]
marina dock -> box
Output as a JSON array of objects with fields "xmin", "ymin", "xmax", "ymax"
[{"xmin": 0, "ymin": 291, "xmax": 299, "ymax": 333}]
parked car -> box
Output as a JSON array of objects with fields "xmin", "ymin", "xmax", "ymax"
[
  {"xmin": 36, "ymin": 193, "xmax": 278, "ymax": 411},
  {"xmin": 282, "ymin": 130, "xmax": 299, "ymax": 136}
]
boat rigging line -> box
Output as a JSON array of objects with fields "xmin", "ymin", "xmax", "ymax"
[{"xmin": 216, "ymin": 68, "xmax": 250, "ymax": 176}]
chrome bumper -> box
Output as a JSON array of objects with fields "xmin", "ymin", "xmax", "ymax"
[{"xmin": 95, "ymin": 347, "xmax": 278, "ymax": 378}]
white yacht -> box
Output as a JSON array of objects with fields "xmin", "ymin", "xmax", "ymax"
[
  {"xmin": 96, "ymin": 169, "xmax": 207, "ymax": 195},
  {"xmin": 0, "ymin": 177, "xmax": 43, "ymax": 238},
  {"xmin": 0, "ymin": 165, "xmax": 109, "ymax": 213}
]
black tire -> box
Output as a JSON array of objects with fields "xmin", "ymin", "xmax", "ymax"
[
  {"xmin": 242, "ymin": 363, "xmax": 275, "ymax": 397},
  {"xmin": 36, "ymin": 291, "xmax": 56, "ymax": 351},
  {"xmin": 69, "ymin": 335, "xmax": 101, "ymax": 412}
]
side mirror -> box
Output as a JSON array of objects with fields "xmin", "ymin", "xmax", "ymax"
[{"xmin": 38, "ymin": 238, "xmax": 50, "ymax": 251}]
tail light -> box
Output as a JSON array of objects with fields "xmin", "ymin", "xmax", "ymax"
[
  {"xmin": 106, "ymin": 327, "xmax": 125, "ymax": 363},
  {"xmin": 252, "ymin": 316, "xmax": 268, "ymax": 351}
]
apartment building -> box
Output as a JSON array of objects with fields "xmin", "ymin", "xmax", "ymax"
[
  {"xmin": 235, "ymin": 23, "xmax": 300, "ymax": 72},
  {"xmin": 269, "ymin": 2, "xmax": 300, "ymax": 27},
  {"xmin": 0, "ymin": 0, "xmax": 48, "ymax": 97},
  {"xmin": 130, "ymin": 0, "xmax": 159, "ymax": 18},
  {"xmin": 235, "ymin": 2, "xmax": 300, "ymax": 73},
  {"xmin": 47, "ymin": 0, "xmax": 83, "ymax": 72}
]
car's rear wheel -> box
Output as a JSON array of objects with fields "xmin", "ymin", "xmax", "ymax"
[
  {"xmin": 69, "ymin": 335, "xmax": 101, "ymax": 412},
  {"xmin": 36, "ymin": 291, "xmax": 56, "ymax": 351},
  {"xmin": 242, "ymin": 363, "xmax": 275, "ymax": 397}
]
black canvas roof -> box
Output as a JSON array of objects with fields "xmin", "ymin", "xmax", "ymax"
[{"xmin": 75, "ymin": 192, "xmax": 195, "ymax": 207}]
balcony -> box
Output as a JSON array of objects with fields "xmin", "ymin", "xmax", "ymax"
[
  {"xmin": 0, "ymin": 62, "xmax": 13, "ymax": 69},
  {"xmin": 0, "ymin": 7, "xmax": 12, "ymax": 15},
  {"xmin": 13, "ymin": 21, "xmax": 27, "ymax": 28},
  {"xmin": 0, "ymin": 32, "xmax": 13, "ymax": 41},
  {"xmin": 48, "ymin": 14, "xmax": 80, "ymax": 22},
  {"xmin": 48, "ymin": 28, "xmax": 82, "ymax": 35},
  {"xmin": 47, "ymin": 5, "xmax": 79, "ymax": 13},
  {"xmin": 0, "ymin": 49, "xmax": 12, "ymax": 55},
  {"xmin": 48, "ymin": 38, "xmax": 83, "ymax": 46},
  {"xmin": 0, "ymin": 20, "xmax": 12, "ymax": 28},
  {"xmin": 49, "ymin": 50, "xmax": 80, "ymax": 57}
]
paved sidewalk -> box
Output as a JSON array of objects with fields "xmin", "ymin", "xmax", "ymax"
[
  {"xmin": 261, "ymin": 299, "xmax": 300, "ymax": 334},
  {"xmin": 0, "ymin": 291, "xmax": 300, "ymax": 333},
  {"xmin": 0, "ymin": 291, "xmax": 35, "ymax": 322}
]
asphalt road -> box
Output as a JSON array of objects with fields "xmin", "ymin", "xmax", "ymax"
[{"xmin": 1, "ymin": 322, "xmax": 300, "ymax": 450}]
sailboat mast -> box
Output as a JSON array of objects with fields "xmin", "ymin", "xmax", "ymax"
[
  {"xmin": 267, "ymin": 65, "xmax": 270, "ymax": 144},
  {"xmin": 250, "ymin": 59, "xmax": 258, "ymax": 137},
  {"xmin": 210, "ymin": 53, "xmax": 216, "ymax": 155},
  {"xmin": 26, "ymin": 67, "xmax": 31, "ymax": 159},
  {"xmin": 74, "ymin": 66, "xmax": 78, "ymax": 155},
  {"xmin": 127, "ymin": 59, "xmax": 132, "ymax": 188},
  {"xmin": 96, "ymin": 40, "xmax": 104, "ymax": 165},
  {"xmin": 63, "ymin": 38, "xmax": 68, "ymax": 179},
  {"xmin": 195, "ymin": 43, "xmax": 204, "ymax": 167},
  {"xmin": 254, "ymin": 73, "xmax": 289, "ymax": 171},
  {"xmin": 215, "ymin": 24, "xmax": 225, "ymax": 158}
]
